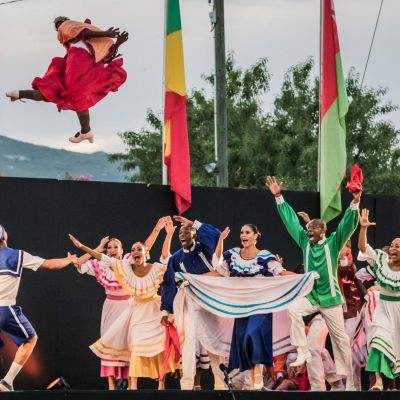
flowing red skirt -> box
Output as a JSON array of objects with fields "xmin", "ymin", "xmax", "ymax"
[{"xmin": 32, "ymin": 47, "xmax": 127, "ymax": 112}]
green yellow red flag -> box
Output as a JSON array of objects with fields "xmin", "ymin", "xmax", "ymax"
[{"xmin": 164, "ymin": 0, "xmax": 191, "ymax": 214}]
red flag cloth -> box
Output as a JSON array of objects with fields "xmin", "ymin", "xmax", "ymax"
[
  {"xmin": 164, "ymin": 92, "xmax": 191, "ymax": 214},
  {"xmin": 158, "ymin": 321, "xmax": 181, "ymax": 381},
  {"xmin": 346, "ymin": 164, "xmax": 363, "ymax": 193}
]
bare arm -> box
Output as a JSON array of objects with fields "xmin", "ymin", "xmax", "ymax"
[
  {"xmin": 358, "ymin": 226, "xmax": 368, "ymax": 254},
  {"xmin": 84, "ymin": 27, "xmax": 120, "ymax": 39},
  {"xmin": 203, "ymin": 271, "xmax": 223, "ymax": 276},
  {"xmin": 40, "ymin": 252, "xmax": 78, "ymax": 270},
  {"xmin": 358, "ymin": 209, "xmax": 376, "ymax": 253},
  {"xmin": 77, "ymin": 235, "xmax": 109, "ymax": 267},
  {"xmin": 144, "ymin": 217, "xmax": 168, "ymax": 253},
  {"xmin": 280, "ymin": 270, "xmax": 296, "ymax": 276},
  {"xmin": 101, "ymin": 31, "xmax": 129, "ymax": 63},
  {"xmin": 214, "ymin": 227, "xmax": 230, "ymax": 262},
  {"xmin": 161, "ymin": 218, "xmax": 176, "ymax": 261},
  {"xmin": 69, "ymin": 234, "xmax": 103, "ymax": 261}
]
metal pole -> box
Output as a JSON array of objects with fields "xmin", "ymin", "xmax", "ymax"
[
  {"xmin": 162, "ymin": 0, "xmax": 168, "ymax": 185},
  {"xmin": 317, "ymin": 0, "xmax": 322, "ymax": 192},
  {"xmin": 214, "ymin": 0, "xmax": 228, "ymax": 187}
]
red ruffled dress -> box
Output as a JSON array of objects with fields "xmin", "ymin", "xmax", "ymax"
[{"xmin": 32, "ymin": 19, "xmax": 127, "ymax": 112}]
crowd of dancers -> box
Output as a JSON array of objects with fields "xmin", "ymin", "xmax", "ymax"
[{"xmin": 0, "ymin": 177, "xmax": 399, "ymax": 392}]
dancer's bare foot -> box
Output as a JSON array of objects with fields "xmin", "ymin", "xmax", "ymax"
[{"xmin": 68, "ymin": 131, "xmax": 94, "ymax": 144}]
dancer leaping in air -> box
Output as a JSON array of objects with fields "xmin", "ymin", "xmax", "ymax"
[{"xmin": 6, "ymin": 16, "xmax": 128, "ymax": 144}]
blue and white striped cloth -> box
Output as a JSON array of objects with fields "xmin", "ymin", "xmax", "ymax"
[{"xmin": 175, "ymin": 271, "xmax": 319, "ymax": 318}]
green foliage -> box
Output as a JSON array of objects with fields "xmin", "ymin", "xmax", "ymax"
[
  {"xmin": 345, "ymin": 69, "xmax": 400, "ymax": 193},
  {"xmin": 269, "ymin": 58, "xmax": 319, "ymax": 190},
  {"xmin": 109, "ymin": 55, "xmax": 400, "ymax": 194}
]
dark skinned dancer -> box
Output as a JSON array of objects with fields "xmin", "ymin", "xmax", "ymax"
[{"xmin": 6, "ymin": 16, "xmax": 128, "ymax": 144}]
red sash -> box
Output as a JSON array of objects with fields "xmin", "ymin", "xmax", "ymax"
[{"xmin": 158, "ymin": 321, "xmax": 181, "ymax": 381}]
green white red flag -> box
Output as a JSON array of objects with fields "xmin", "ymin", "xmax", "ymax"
[{"xmin": 320, "ymin": 0, "xmax": 349, "ymax": 222}]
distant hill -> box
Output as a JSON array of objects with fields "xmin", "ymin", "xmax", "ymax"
[{"xmin": 0, "ymin": 135, "xmax": 126, "ymax": 182}]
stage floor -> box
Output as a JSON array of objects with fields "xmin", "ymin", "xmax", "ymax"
[{"xmin": 0, "ymin": 390, "xmax": 397, "ymax": 400}]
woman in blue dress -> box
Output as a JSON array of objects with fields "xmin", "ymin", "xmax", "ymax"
[{"xmin": 212, "ymin": 224, "xmax": 293, "ymax": 389}]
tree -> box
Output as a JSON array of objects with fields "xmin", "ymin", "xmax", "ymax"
[
  {"xmin": 345, "ymin": 70, "xmax": 400, "ymax": 194},
  {"xmin": 269, "ymin": 58, "xmax": 400, "ymax": 194},
  {"xmin": 267, "ymin": 58, "xmax": 319, "ymax": 191},
  {"xmin": 110, "ymin": 53, "xmax": 271, "ymax": 187},
  {"xmin": 109, "ymin": 55, "xmax": 400, "ymax": 194}
]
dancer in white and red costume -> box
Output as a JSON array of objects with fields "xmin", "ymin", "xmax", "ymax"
[
  {"xmin": 70, "ymin": 219, "xmax": 178, "ymax": 390},
  {"xmin": 6, "ymin": 16, "xmax": 128, "ymax": 144},
  {"xmin": 75, "ymin": 218, "xmax": 171, "ymax": 390}
]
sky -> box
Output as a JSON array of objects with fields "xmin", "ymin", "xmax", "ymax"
[{"xmin": 0, "ymin": 0, "xmax": 399, "ymax": 154}]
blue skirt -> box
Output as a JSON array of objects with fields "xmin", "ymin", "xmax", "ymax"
[{"xmin": 228, "ymin": 313, "xmax": 273, "ymax": 372}]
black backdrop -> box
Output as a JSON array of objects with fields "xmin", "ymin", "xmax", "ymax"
[{"xmin": 0, "ymin": 177, "xmax": 398, "ymax": 389}]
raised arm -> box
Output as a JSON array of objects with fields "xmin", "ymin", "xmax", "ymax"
[
  {"xmin": 297, "ymin": 212, "xmax": 311, "ymax": 225},
  {"xmin": 161, "ymin": 217, "xmax": 176, "ymax": 262},
  {"xmin": 144, "ymin": 217, "xmax": 168, "ymax": 254},
  {"xmin": 214, "ymin": 227, "xmax": 230, "ymax": 262},
  {"xmin": 207, "ymin": 227, "xmax": 231, "ymax": 276},
  {"xmin": 358, "ymin": 208, "xmax": 376, "ymax": 253},
  {"xmin": 266, "ymin": 176, "xmax": 307, "ymax": 247},
  {"xmin": 173, "ymin": 215, "xmax": 221, "ymax": 257},
  {"xmin": 69, "ymin": 234, "xmax": 103, "ymax": 261},
  {"xmin": 76, "ymin": 235, "xmax": 109, "ymax": 267},
  {"xmin": 334, "ymin": 187, "xmax": 362, "ymax": 250},
  {"xmin": 101, "ymin": 31, "xmax": 129, "ymax": 64},
  {"xmin": 40, "ymin": 252, "xmax": 79, "ymax": 270},
  {"xmin": 84, "ymin": 27, "xmax": 120, "ymax": 39}
]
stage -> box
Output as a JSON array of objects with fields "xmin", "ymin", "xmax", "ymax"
[{"xmin": 0, "ymin": 390, "xmax": 397, "ymax": 400}]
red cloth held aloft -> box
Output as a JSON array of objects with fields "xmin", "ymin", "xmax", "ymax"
[{"xmin": 346, "ymin": 164, "xmax": 363, "ymax": 193}]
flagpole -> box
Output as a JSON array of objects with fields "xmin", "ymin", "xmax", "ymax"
[
  {"xmin": 162, "ymin": 0, "xmax": 168, "ymax": 185},
  {"xmin": 317, "ymin": 0, "xmax": 322, "ymax": 193}
]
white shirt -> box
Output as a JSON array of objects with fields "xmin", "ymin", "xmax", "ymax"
[
  {"xmin": 0, "ymin": 252, "xmax": 44, "ymax": 306},
  {"xmin": 70, "ymin": 40, "xmax": 91, "ymax": 54}
]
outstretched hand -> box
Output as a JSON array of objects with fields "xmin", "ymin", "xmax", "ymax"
[
  {"xmin": 220, "ymin": 227, "xmax": 230, "ymax": 240},
  {"xmin": 173, "ymin": 215, "xmax": 193, "ymax": 227},
  {"xmin": 359, "ymin": 208, "xmax": 376, "ymax": 228},
  {"xmin": 156, "ymin": 216, "xmax": 169, "ymax": 231},
  {"xmin": 275, "ymin": 254, "xmax": 284, "ymax": 265},
  {"xmin": 67, "ymin": 252, "xmax": 79, "ymax": 267},
  {"xmin": 98, "ymin": 236, "xmax": 109, "ymax": 251},
  {"xmin": 266, "ymin": 176, "xmax": 282, "ymax": 197},
  {"xmin": 69, "ymin": 234, "xmax": 83, "ymax": 249},
  {"xmin": 297, "ymin": 211, "xmax": 311, "ymax": 224},
  {"xmin": 165, "ymin": 217, "xmax": 177, "ymax": 236},
  {"xmin": 116, "ymin": 31, "xmax": 129, "ymax": 45},
  {"xmin": 105, "ymin": 27, "xmax": 120, "ymax": 38}
]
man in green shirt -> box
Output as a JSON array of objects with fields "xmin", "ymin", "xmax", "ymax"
[{"xmin": 266, "ymin": 176, "xmax": 361, "ymax": 391}]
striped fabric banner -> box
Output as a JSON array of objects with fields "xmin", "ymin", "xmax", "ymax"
[{"xmin": 175, "ymin": 271, "xmax": 319, "ymax": 318}]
